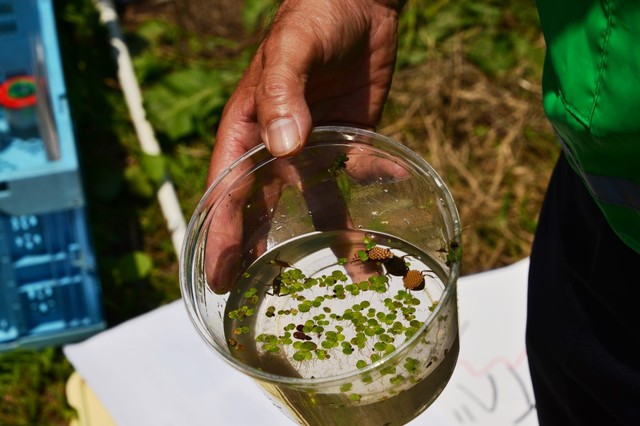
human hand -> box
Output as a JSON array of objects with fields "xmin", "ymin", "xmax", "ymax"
[{"xmin": 205, "ymin": 0, "xmax": 405, "ymax": 293}]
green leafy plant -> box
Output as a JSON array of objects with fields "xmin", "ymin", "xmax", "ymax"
[{"xmin": 144, "ymin": 67, "xmax": 226, "ymax": 141}]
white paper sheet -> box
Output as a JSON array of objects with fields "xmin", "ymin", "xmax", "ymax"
[{"xmin": 64, "ymin": 258, "xmax": 537, "ymax": 426}]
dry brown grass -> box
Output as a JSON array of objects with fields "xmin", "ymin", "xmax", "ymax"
[{"xmin": 380, "ymin": 51, "xmax": 559, "ymax": 275}]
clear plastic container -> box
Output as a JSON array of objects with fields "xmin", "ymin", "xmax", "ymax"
[{"xmin": 180, "ymin": 126, "xmax": 462, "ymax": 425}]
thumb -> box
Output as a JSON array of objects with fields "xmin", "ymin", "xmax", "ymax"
[{"xmin": 255, "ymin": 36, "xmax": 314, "ymax": 157}]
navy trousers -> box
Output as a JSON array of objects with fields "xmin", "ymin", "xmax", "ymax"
[{"xmin": 526, "ymin": 154, "xmax": 640, "ymax": 425}]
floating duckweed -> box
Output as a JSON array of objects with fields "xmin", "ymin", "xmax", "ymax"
[
  {"xmin": 341, "ymin": 342, "xmax": 354, "ymax": 355},
  {"xmin": 265, "ymin": 334, "xmax": 278, "ymax": 343},
  {"xmin": 361, "ymin": 374, "xmax": 373, "ymax": 384},
  {"xmin": 263, "ymin": 343, "xmax": 280, "ymax": 352},
  {"xmin": 358, "ymin": 281, "xmax": 370, "ymax": 291},
  {"xmin": 321, "ymin": 340, "xmax": 338, "ymax": 349},
  {"xmin": 354, "ymin": 316, "xmax": 367, "ymax": 328},
  {"xmin": 348, "ymin": 394, "xmax": 361, "ymax": 402},
  {"xmin": 290, "ymin": 282, "xmax": 304, "ymax": 293},
  {"xmin": 331, "ymin": 270, "xmax": 347, "ymax": 281},
  {"xmin": 390, "ymin": 375, "xmax": 406, "ymax": 385},
  {"xmin": 340, "ymin": 383, "xmax": 353, "ymax": 392},
  {"xmin": 351, "ymin": 334, "xmax": 367, "ymax": 349},
  {"xmin": 404, "ymin": 327, "xmax": 418, "ymax": 338},
  {"xmin": 380, "ymin": 365, "xmax": 396, "ymax": 376},
  {"xmin": 243, "ymin": 238, "xmax": 441, "ymax": 372},
  {"xmin": 374, "ymin": 342, "xmax": 387, "ymax": 352},
  {"xmin": 379, "ymin": 334, "xmax": 394, "ymax": 343},
  {"xmin": 315, "ymin": 349, "xmax": 330, "ymax": 360},
  {"xmin": 403, "ymin": 358, "xmax": 419, "ymax": 374},
  {"xmin": 285, "ymin": 269, "xmax": 305, "ymax": 280},
  {"xmin": 298, "ymin": 302, "xmax": 312, "ymax": 313},
  {"xmin": 401, "ymin": 306, "xmax": 416, "ymax": 317},
  {"xmin": 233, "ymin": 326, "xmax": 250, "ymax": 335},
  {"xmin": 394, "ymin": 290, "xmax": 409, "ymax": 300},
  {"xmin": 304, "ymin": 278, "xmax": 318, "ymax": 289},
  {"xmin": 242, "ymin": 272, "xmax": 251, "ymax": 278},
  {"xmin": 228, "ymin": 305, "xmax": 255, "ymax": 319},
  {"xmin": 364, "ymin": 327, "xmax": 377, "ymax": 337},
  {"xmin": 293, "ymin": 351, "xmax": 307, "ymax": 361},
  {"xmin": 369, "ymin": 274, "xmax": 388, "ymax": 290},
  {"xmin": 301, "ymin": 341, "xmax": 318, "ymax": 351},
  {"xmin": 429, "ymin": 301, "xmax": 439, "ymax": 312}
]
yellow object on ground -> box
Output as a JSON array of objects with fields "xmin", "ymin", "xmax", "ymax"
[{"xmin": 66, "ymin": 372, "xmax": 116, "ymax": 426}]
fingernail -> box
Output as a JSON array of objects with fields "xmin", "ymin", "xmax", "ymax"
[{"xmin": 266, "ymin": 118, "xmax": 300, "ymax": 157}]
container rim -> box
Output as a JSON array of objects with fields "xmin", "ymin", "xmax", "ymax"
[{"xmin": 179, "ymin": 125, "xmax": 462, "ymax": 387}]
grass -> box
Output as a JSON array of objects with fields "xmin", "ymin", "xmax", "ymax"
[{"xmin": 0, "ymin": 0, "xmax": 558, "ymax": 424}]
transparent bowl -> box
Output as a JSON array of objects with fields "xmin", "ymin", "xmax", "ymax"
[{"xmin": 180, "ymin": 126, "xmax": 462, "ymax": 426}]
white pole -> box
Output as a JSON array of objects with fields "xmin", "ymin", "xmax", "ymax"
[{"xmin": 93, "ymin": 0, "xmax": 186, "ymax": 257}]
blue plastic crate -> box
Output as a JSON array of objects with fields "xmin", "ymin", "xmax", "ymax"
[
  {"xmin": 0, "ymin": 0, "xmax": 83, "ymax": 216},
  {"xmin": 0, "ymin": 208, "xmax": 105, "ymax": 350},
  {"xmin": 0, "ymin": 0, "xmax": 105, "ymax": 351}
]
